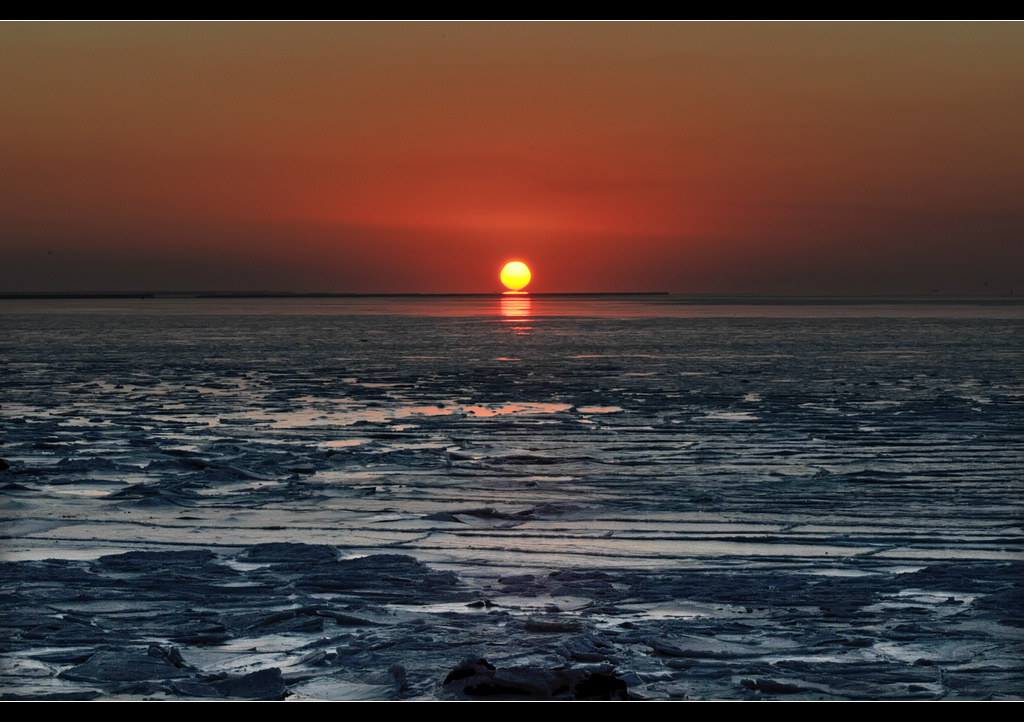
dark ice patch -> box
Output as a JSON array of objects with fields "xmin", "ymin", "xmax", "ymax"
[
  {"xmin": 96, "ymin": 549, "xmax": 218, "ymax": 571},
  {"xmin": 239, "ymin": 542, "xmax": 338, "ymax": 564},
  {"xmin": 211, "ymin": 667, "xmax": 287, "ymax": 700},
  {"xmin": 59, "ymin": 648, "xmax": 191, "ymax": 683},
  {"xmin": 107, "ymin": 481, "xmax": 204, "ymax": 506},
  {"xmin": 741, "ymin": 677, "xmax": 807, "ymax": 695},
  {"xmin": 442, "ymin": 657, "xmax": 629, "ymax": 700},
  {"xmin": 293, "ymin": 555, "xmax": 463, "ymax": 602},
  {"xmin": 425, "ymin": 507, "xmax": 531, "ymax": 527}
]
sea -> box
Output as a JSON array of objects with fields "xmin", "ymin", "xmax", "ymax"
[{"xmin": 1, "ymin": 295, "xmax": 1022, "ymax": 699}]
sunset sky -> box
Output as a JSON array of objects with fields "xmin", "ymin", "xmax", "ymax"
[{"xmin": 2, "ymin": 22, "xmax": 1021, "ymax": 295}]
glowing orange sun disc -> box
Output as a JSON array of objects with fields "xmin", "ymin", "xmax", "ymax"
[{"xmin": 500, "ymin": 261, "xmax": 531, "ymax": 291}]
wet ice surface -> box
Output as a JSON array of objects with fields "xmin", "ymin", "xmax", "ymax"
[{"xmin": 2, "ymin": 297, "xmax": 1023, "ymax": 700}]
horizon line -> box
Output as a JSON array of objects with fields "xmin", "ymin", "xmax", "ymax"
[{"xmin": 2, "ymin": 291, "xmax": 1020, "ymax": 305}]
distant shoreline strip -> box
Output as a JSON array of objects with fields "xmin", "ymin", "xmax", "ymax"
[{"xmin": 1, "ymin": 292, "xmax": 1020, "ymax": 306}]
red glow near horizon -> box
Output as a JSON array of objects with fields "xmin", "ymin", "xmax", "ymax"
[{"xmin": 0, "ymin": 23, "xmax": 1021, "ymax": 296}]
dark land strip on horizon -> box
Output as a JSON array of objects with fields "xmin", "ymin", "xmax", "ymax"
[{"xmin": 2, "ymin": 291, "xmax": 1021, "ymax": 305}]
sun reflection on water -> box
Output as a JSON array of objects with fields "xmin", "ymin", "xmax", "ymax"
[{"xmin": 500, "ymin": 292, "xmax": 532, "ymax": 334}]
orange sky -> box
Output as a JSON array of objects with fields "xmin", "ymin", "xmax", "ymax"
[{"xmin": 2, "ymin": 22, "xmax": 1021, "ymax": 294}]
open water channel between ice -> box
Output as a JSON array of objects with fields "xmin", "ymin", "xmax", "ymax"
[{"xmin": 1, "ymin": 295, "xmax": 1022, "ymax": 699}]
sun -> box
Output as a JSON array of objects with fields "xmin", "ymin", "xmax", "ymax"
[{"xmin": 500, "ymin": 261, "xmax": 531, "ymax": 291}]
